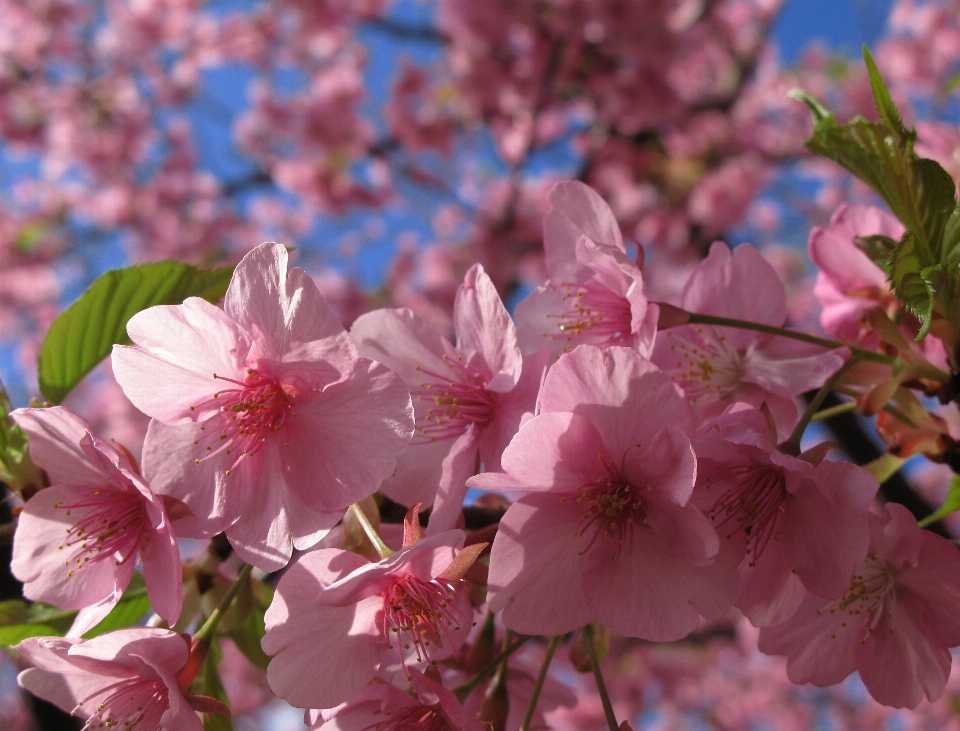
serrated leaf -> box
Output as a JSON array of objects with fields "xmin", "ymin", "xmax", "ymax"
[
  {"xmin": 919, "ymin": 474, "xmax": 960, "ymax": 527},
  {"xmin": 889, "ymin": 232, "xmax": 937, "ymax": 336},
  {"xmin": 39, "ymin": 261, "xmax": 234, "ymax": 404},
  {"xmin": 864, "ymin": 46, "xmax": 905, "ymax": 135},
  {"xmin": 854, "ymin": 234, "xmax": 897, "ymax": 272}
]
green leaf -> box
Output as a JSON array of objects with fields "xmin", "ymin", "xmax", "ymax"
[
  {"xmin": 918, "ymin": 474, "xmax": 960, "ymax": 527},
  {"xmin": 39, "ymin": 261, "xmax": 234, "ymax": 404},
  {"xmin": 853, "ymin": 234, "xmax": 898, "ymax": 272},
  {"xmin": 863, "ymin": 46, "xmax": 905, "ymax": 135},
  {"xmin": 0, "ymin": 600, "xmax": 76, "ymax": 646},
  {"xmin": 82, "ymin": 573, "xmax": 151, "ymax": 639},
  {"xmin": 192, "ymin": 639, "xmax": 234, "ymax": 731},
  {"xmin": 226, "ymin": 580, "xmax": 273, "ymax": 670},
  {"xmin": 889, "ymin": 232, "xmax": 938, "ymax": 336}
]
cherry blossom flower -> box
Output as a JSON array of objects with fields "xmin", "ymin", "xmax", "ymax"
[
  {"xmin": 469, "ymin": 345, "xmax": 738, "ymax": 641},
  {"xmin": 307, "ymin": 670, "xmax": 485, "ymax": 731},
  {"xmin": 515, "ymin": 181, "xmax": 659, "ymax": 357},
  {"xmin": 15, "ymin": 628, "xmax": 228, "ymax": 731},
  {"xmin": 652, "ymin": 242, "xmax": 845, "ymax": 434},
  {"xmin": 759, "ymin": 502, "xmax": 960, "ymax": 709},
  {"xmin": 350, "ymin": 263, "xmax": 547, "ymax": 532},
  {"xmin": 262, "ymin": 514, "xmax": 485, "ymax": 710},
  {"xmin": 807, "ymin": 203, "xmax": 904, "ymax": 343},
  {"xmin": 11, "ymin": 406, "xmax": 181, "ymax": 637},
  {"xmin": 692, "ymin": 404, "xmax": 878, "ymax": 626},
  {"xmin": 112, "ymin": 242, "xmax": 414, "ymax": 571}
]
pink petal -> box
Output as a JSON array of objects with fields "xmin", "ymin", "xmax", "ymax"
[
  {"xmin": 113, "ymin": 298, "xmax": 248, "ymax": 424},
  {"xmin": 283, "ymin": 358, "xmax": 414, "ymax": 513},
  {"xmin": 224, "ymin": 243, "xmax": 357, "ymax": 377},
  {"xmin": 426, "ymin": 429, "xmax": 480, "ymax": 536},
  {"xmin": 540, "ymin": 345, "xmax": 690, "ymax": 459},
  {"xmin": 808, "ymin": 204, "xmax": 899, "ymax": 295},
  {"xmin": 11, "ymin": 407, "xmax": 108, "ymax": 485},
  {"xmin": 265, "ymin": 597, "xmax": 384, "ymax": 709},
  {"xmin": 453, "ymin": 264, "xmax": 521, "ymax": 392},
  {"xmin": 679, "ymin": 242, "xmax": 786, "ymax": 326},
  {"xmin": 547, "ymin": 181, "xmax": 624, "ymax": 253},
  {"xmin": 487, "ymin": 494, "xmax": 592, "ymax": 636}
]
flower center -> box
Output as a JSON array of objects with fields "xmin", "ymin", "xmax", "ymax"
[
  {"xmin": 412, "ymin": 355, "xmax": 498, "ymax": 442},
  {"xmin": 568, "ymin": 455, "xmax": 646, "ymax": 559},
  {"xmin": 382, "ymin": 574, "xmax": 468, "ymax": 665},
  {"xmin": 190, "ymin": 369, "xmax": 295, "ymax": 474},
  {"xmin": 366, "ymin": 704, "xmax": 448, "ymax": 731},
  {"xmin": 546, "ymin": 281, "xmax": 633, "ymax": 351},
  {"xmin": 703, "ymin": 463, "xmax": 787, "ymax": 565},
  {"xmin": 53, "ymin": 487, "xmax": 147, "ymax": 578},
  {"xmin": 74, "ymin": 676, "xmax": 168, "ymax": 731},
  {"xmin": 818, "ymin": 556, "xmax": 897, "ymax": 643},
  {"xmin": 659, "ymin": 326, "xmax": 747, "ymax": 404}
]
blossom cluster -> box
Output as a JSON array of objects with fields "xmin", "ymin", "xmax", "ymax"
[{"xmin": 7, "ymin": 171, "xmax": 960, "ymax": 730}]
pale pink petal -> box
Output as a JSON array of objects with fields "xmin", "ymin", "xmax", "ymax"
[
  {"xmin": 547, "ymin": 181, "xmax": 624, "ymax": 253},
  {"xmin": 426, "ymin": 429, "xmax": 480, "ymax": 536},
  {"xmin": 283, "ymin": 358, "xmax": 413, "ymax": 513},
  {"xmin": 11, "ymin": 407, "xmax": 108, "ymax": 485},
  {"xmin": 140, "ymin": 525, "xmax": 183, "ymax": 627},
  {"xmin": 453, "ymin": 264, "xmax": 521, "ymax": 392},
  {"xmin": 113, "ymin": 298, "xmax": 248, "ymax": 424},
  {"xmin": 621, "ymin": 426, "xmax": 698, "ymax": 507},
  {"xmin": 469, "ymin": 411, "xmax": 608, "ymax": 494},
  {"xmin": 224, "ymin": 243, "xmax": 357, "ymax": 376},
  {"xmin": 539, "ymin": 345, "xmax": 690, "ymax": 458},
  {"xmin": 679, "ymin": 242, "xmax": 786, "ymax": 326},
  {"xmin": 487, "ymin": 494, "xmax": 592, "ymax": 636},
  {"xmin": 808, "ymin": 204, "xmax": 899, "ymax": 295}
]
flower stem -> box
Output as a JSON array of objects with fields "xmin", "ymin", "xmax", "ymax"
[
  {"xmin": 519, "ymin": 636, "xmax": 562, "ymax": 731},
  {"xmin": 350, "ymin": 502, "xmax": 393, "ymax": 558},
  {"xmin": 194, "ymin": 563, "xmax": 253, "ymax": 644},
  {"xmin": 784, "ymin": 355, "xmax": 863, "ymax": 452},
  {"xmin": 583, "ymin": 624, "xmax": 618, "ymax": 731},
  {"xmin": 454, "ymin": 634, "xmax": 532, "ymax": 702},
  {"xmin": 681, "ymin": 312, "xmax": 891, "ymax": 364},
  {"xmin": 810, "ymin": 401, "xmax": 859, "ymax": 422}
]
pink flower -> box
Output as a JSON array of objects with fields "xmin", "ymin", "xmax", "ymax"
[
  {"xmin": 112, "ymin": 243, "xmax": 414, "ymax": 571},
  {"xmin": 15, "ymin": 628, "xmax": 228, "ymax": 731},
  {"xmin": 469, "ymin": 345, "xmax": 738, "ymax": 641},
  {"xmin": 759, "ymin": 502, "xmax": 960, "ymax": 709},
  {"xmin": 307, "ymin": 670, "xmax": 485, "ymax": 731},
  {"xmin": 652, "ymin": 242, "xmax": 845, "ymax": 434},
  {"xmin": 262, "ymin": 514, "xmax": 484, "ymax": 709},
  {"xmin": 11, "ymin": 406, "xmax": 181, "ymax": 636},
  {"xmin": 515, "ymin": 181, "xmax": 658, "ymax": 357},
  {"xmin": 350, "ymin": 264, "xmax": 547, "ymax": 532},
  {"xmin": 807, "ymin": 203, "xmax": 903, "ymax": 343},
  {"xmin": 692, "ymin": 404, "xmax": 878, "ymax": 626}
]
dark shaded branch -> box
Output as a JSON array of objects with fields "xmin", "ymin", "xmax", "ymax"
[
  {"xmin": 816, "ymin": 393, "xmax": 951, "ymax": 537},
  {"xmin": 360, "ymin": 18, "xmax": 448, "ymax": 44}
]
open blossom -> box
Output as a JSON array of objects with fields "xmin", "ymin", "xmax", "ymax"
[
  {"xmin": 692, "ymin": 404, "xmax": 878, "ymax": 626},
  {"xmin": 350, "ymin": 264, "xmax": 547, "ymax": 532},
  {"xmin": 112, "ymin": 243, "xmax": 414, "ymax": 571},
  {"xmin": 15, "ymin": 628, "xmax": 228, "ymax": 731},
  {"xmin": 308, "ymin": 670, "xmax": 485, "ymax": 731},
  {"xmin": 515, "ymin": 181, "xmax": 659, "ymax": 357},
  {"xmin": 759, "ymin": 502, "xmax": 960, "ymax": 709},
  {"xmin": 807, "ymin": 203, "xmax": 903, "ymax": 343},
  {"xmin": 262, "ymin": 514, "xmax": 485, "ymax": 709},
  {"xmin": 652, "ymin": 242, "xmax": 845, "ymax": 434},
  {"xmin": 11, "ymin": 406, "xmax": 181, "ymax": 637},
  {"xmin": 469, "ymin": 345, "xmax": 738, "ymax": 641}
]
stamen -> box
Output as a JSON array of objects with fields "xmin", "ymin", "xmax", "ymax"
[
  {"xmin": 411, "ymin": 356, "xmax": 498, "ymax": 442},
  {"xmin": 53, "ymin": 487, "xmax": 146, "ymax": 578},
  {"xmin": 571, "ymin": 454, "xmax": 646, "ymax": 560},
  {"xmin": 189, "ymin": 370, "xmax": 294, "ymax": 473},
  {"xmin": 382, "ymin": 574, "xmax": 471, "ymax": 667},
  {"xmin": 660, "ymin": 327, "xmax": 745, "ymax": 404},
  {"xmin": 543, "ymin": 281, "xmax": 633, "ymax": 351}
]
